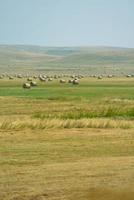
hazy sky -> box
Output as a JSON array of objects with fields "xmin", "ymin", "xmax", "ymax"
[{"xmin": 0, "ymin": 0, "xmax": 134, "ymax": 47}]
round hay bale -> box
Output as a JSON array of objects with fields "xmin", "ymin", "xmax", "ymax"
[
  {"xmin": 108, "ymin": 75, "xmax": 113, "ymax": 78},
  {"xmin": 9, "ymin": 76, "xmax": 14, "ymax": 80},
  {"xmin": 126, "ymin": 75, "xmax": 132, "ymax": 78},
  {"xmin": 60, "ymin": 79, "xmax": 66, "ymax": 83},
  {"xmin": 33, "ymin": 75, "xmax": 38, "ymax": 79},
  {"xmin": 17, "ymin": 74, "xmax": 23, "ymax": 78},
  {"xmin": 27, "ymin": 77, "xmax": 33, "ymax": 81},
  {"xmin": 68, "ymin": 79, "xmax": 73, "ymax": 83},
  {"xmin": 98, "ymin": 76, "xmax": 103, "ymax": 79},
  {"xmin": 73, "ymin": 79, "xmax": 79, "ymax": 85},
  {"xmin": 48, "ymin": 78, "xmax": 53, "ymax": 81},
  {"xmin": 23, "ymin": 83, "xmax": 31, "ymax": 89},
  {"xmin": 30, "ymin": 81, "xmax": 37, "ymax": 86},
  {"xmin": 39, "ymin": 75, "xmax": 46, "ymax": 82},
  {"xmin": 0, "ymin": 75, "xmax": 3, "ymax": 79}
]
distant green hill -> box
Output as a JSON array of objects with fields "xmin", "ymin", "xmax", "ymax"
[{"xmin": 0, "ymin": 45, "xmax": 134, "ymax": 75}]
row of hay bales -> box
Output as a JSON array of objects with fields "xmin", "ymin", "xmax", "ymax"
[
  {"xmin": 0, "ymin": 73, "xmax": 83, "ymax": 79},
  {"xmin": 90, "ymin": 74, "xmax": 134, "ymax": 78},
  {"xmin": 25, "ymin": 74, "xmax": 82, "ymax": 88},
  {"xmin": 23, "ymin": 81, "xmax": 37, "ymax": 89},
  {"xmin": 0, "ymin": 73, "xmax": 114, "ymax": 80},
  {"xmin": 0, "ymin": 73, "xmax": 24, "ymax": 79},
  {"xmin": 23, "ymin": 78, "xmax": 79, "ymax": 89},
  {"xmin": 1, "ymin": 72, "xmax": 134, "ymax": 80},
  {"xmin": 0, "ymin": 73, "xmax": 83, "ymax": 89},
  {"xmin": 1, "ymin": 73, "xmax": 134, "ymax": 83},
  {"xmin": 18, "ymin": 73, "xmax": 134, "ymax": 89}
]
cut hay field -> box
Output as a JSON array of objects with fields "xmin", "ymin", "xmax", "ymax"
[{"xmin": 0, "ymin": 77, "xmax": 134, "ymax": 200}]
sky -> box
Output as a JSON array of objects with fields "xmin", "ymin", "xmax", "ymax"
[{"xmin": 0, "ymin": 0, "xmax": 134, "ymax": 47}]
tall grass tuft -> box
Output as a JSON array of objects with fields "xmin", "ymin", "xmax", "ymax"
[
  {"xmin": 0, "ymin": 118, "xmax": 133, "ymax": 130},
  {"xmin": 33, "ymin": 106, "xmax": 134, "ymax": 120}
]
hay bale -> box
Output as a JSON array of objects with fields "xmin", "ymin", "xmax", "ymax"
[{"xmin": 23, "ymin": 83, "xmax": 31, "ymax": 89}]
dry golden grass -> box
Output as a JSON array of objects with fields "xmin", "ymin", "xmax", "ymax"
[
  {"xmin": 0, "ymin": 117, "xmax": 134, "ymax": 130},
  {"xmin": 0, "ymin": 128, "xmax": 134, "ymax": 200}
]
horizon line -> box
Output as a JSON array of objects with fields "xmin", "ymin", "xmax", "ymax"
[{"xmin": 0, "ymin": 43, "xmax": 134, "ymax": 49}]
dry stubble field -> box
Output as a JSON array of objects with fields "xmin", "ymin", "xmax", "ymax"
[{"xmin": 0, "ymin": 77, "xmax": 134, "ymax": 200}]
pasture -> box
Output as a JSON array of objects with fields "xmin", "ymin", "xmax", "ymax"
[{"xmin": 0, "ymin": 77, "xmax": 134, "ymax": 200}]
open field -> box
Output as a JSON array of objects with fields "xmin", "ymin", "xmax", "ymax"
[
  {"xmin": 0, "ymin": 129, "xmax": 134, "ymax": 200},
  {"xmin": 0, "ymin": 77, "xmax": 134, "ymax": 200}
]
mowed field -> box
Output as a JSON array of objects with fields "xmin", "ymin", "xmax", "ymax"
[{"xmin": 0, "ymin": 77, "xmax": 134, "ymax": 200}]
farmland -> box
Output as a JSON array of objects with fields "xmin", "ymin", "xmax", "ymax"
[
  {"xmin": 1, "ymin": 0, "xmax": 134, "ymax": 197},
  {"xmin": 0, "ymin": 77, "xmax": 134, "ymax": 200}
]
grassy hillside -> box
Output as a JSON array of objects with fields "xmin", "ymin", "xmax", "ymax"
[{"xmin": 0, "ymin": 45, "xmax": 134, "ymax": 74}]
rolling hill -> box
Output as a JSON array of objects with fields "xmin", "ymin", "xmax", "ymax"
[{"xmin": 0, "ymin": 45, "xmax": 134, "ymax": 75}]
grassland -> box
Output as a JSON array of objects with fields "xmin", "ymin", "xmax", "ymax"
[
  {"xmin": 0, "ymin": 45, "xmax": 134, "ymax": 75},
  {"xmin": 0, "ymin": 129, "xmax": 134, "ymax": 200},
  {"xmin": 0, "ymin": 77, "xmax": 134, "ymax": 200}
]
